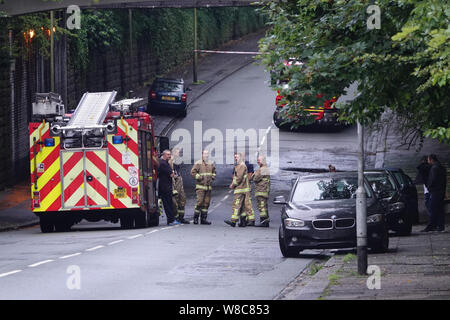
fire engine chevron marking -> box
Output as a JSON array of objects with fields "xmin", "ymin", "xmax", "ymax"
[
  {"xmin": 85, "ymin": 157, "xmax": 128, "ymax": 208},
  {"xmin": 39, "ymin": 182, "xmax": 61, "ymax": 211},
  {"xmin": 29, "ymin": 137, "xmax": 60, "ymax": 173},
  {"xmin": 29, "ymin": 122, "xmax": 49, "ymax": 152}
]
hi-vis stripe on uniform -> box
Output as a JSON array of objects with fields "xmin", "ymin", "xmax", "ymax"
[{"xmin": 30, "ymin": 118, "xmax": 141, "ymax": 212}]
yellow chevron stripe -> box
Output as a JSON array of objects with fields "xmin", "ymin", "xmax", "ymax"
[
  {"xmin": 62, "ymin": 153, "xmax": 84, "ymax": 208},
  {"xmin": 29, "ymin": 122, "xmax": 49, "ymax": 148},
  {"xmin": 34, "ymin": 183, "xmax": 61, "ymax": 212},
  {"xmin": 85, "ymin": 157, "xmax": 110, "ymax": 207},
  {"xmin": 29, "ymin": 137, "xmax": 60, "ymax": 173}
]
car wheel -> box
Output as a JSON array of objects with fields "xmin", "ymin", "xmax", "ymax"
[
  {"xmin": 179, "ymin": 108, "xmax": 187, "ymax": 118},
  {"xmin": 397, "ymin": 215, "xmax": 412, "ymax": 236},
  {"xmin": 273, "ymin": 110, "xmax": 290, "ymax": 130},
  {"xmin": 371, "ymin": 226, "xmax": 389, "ymax": 253},
  {"xmin": 279, "ymin": 226, "xmax": 301, "ymax": 257}
]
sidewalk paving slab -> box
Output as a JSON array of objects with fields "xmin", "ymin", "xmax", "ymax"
[{"xmin": 282, "ymin": 224, "xmax": 450, "ymax": 300}]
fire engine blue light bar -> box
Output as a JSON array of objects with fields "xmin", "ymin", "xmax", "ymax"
[
  {"xmin": 44, "ymin": 138, "xmax": 55, "ymax": 147},
  {"xmin": 112, "ymin": 136, "xmax": 123, "ymax": 144}
]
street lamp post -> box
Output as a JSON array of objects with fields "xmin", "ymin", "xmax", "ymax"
[
  {"xmin": 356, "ymin": 120, "xmax": 368, "ymax": 275},
  {"xmin": 193, "ymin": 7, "xmax": 198, "ymax": 83}
]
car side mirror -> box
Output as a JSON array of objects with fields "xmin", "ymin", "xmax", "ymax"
[{"xmin": 273, "ymin": 196, "xmax": 287, "ymax": 205}]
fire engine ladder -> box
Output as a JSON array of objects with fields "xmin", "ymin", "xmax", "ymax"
[
  {"xmin": 68, "ymin": 91, "xmax": 117, "ymax": 129},
  {"xmin": 55, "ymin": 91, "xmax": 117, "ymax": 150}
]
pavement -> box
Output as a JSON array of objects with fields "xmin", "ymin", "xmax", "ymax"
[
  {"xmin": 277, "ymin": 220, "xmax": 450, "ymax": 300},
  {"xmin": 0, "ymin": 29, "xmax": 266, "ymax": 232}
]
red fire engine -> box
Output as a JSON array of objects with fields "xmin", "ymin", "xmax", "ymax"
[{"xmin": 29, "ymin": 92, "xmax": 163, "ymax": 232}]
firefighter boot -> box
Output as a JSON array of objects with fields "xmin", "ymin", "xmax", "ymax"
[
  {"xmin": 238, "ymin": 215, "xmax": 247, "ymax": 227},
  {"xmin": 224, "ymin": 220, "xmax": 236, "ymax": 227},
  {"xmin": 257, "ymin": 218, "xmax": 270, "ymax": 228},
  {"xmin": 193, "ymin": 212, "xmax": 200, "ymax": 225},
  {"xmin": 200, "ymin": 213, "xmax": 211, "ymax": 225}
]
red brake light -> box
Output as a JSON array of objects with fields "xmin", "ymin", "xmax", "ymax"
[
  {"xmin": 150, "ymin": 91, "xmax": 156, "ymax": 100},
  {"xmin": 181, "ymin": 93, "xmax": 187, "ymax": 102}
]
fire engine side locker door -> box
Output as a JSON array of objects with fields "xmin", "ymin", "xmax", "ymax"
[
  {"xmin": 61, "ymin": 149, "xmax": 111, "ymax": 209},
  {"xmin": 85, "ymin": 149, "xmax": 111, "ymax": 208},
  {"xmin": 61, "ymin": 150, "xmax": 85, "ymax": 209}
]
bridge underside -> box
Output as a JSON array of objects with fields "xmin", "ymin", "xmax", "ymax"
[{"xmin": 2, "ymin": 0, "xmax": 261, "ymax": 16}]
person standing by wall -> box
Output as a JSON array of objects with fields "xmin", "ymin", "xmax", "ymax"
[
  {"xmin": 422, "ymin": 154, "xmax": 447, "ymax": 232},
  {"xmin": 158, "ymin": 150, "xmax": 179, "ymax": 226},
  {"xmin": 190, "ymin": 149, "xmax": 216, "ymax": 225},
  {"xmin": 415, "ymin": 155, "xmax": 432, "ymax": 221}
]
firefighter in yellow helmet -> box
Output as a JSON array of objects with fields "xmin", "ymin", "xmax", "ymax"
[
  {"xmin": 225, "ymin": 152, "xmax": 254, "ymax": 227},
  {"xmin": 169, "ymin": 148, "xmax": 189, "ymax": 224},
  {"xmin": 251, "ymin": 155, "xmax": 270, "ymax": 227},
  {"xmin": 190, "ymin": 149, "xmax": 216, "ymax": 224}
]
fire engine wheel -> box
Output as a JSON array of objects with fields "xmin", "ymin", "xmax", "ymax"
[
  {"xmin": 39, "ymin": 216, "xmax": 55, "ymax": 233},
  {"xmin": 120, "ymin": 214, "xmax": 134, "ymax": 229},
  {"xmin": 134, "ymin": 211, "xmax": 147, "ymax": 229},
  {"xmin": 147, "ymin": 210, "xmax": 159, "ymax": 227}
]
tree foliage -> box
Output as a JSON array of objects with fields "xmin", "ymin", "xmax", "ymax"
[{"xmin": 259, "ymin": 0, "xmax": 449, "ymax": 145}]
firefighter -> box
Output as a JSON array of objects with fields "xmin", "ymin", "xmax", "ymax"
[
  {"xmin": 225, "ymin": 152, "xmax": 254, "ymax": 227},
  {"xmin": 252, "ymin": 155, "xmax": 270, "ymax": 227},
  {"xmin": 190, "ymin": 149, "xmax": 216, "ymax": 225},
  {"xmin": 170, "ymin": 148, "xmax": 189, "ymax": 224}
]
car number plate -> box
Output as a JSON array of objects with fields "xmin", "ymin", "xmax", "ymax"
[
  {"xmin": 162, "ymin": 96, "xmax": 176, "ymax": 101},
  {"xmin": 114, "ymin": 188, "xmax": 127, "ymax": 199}
]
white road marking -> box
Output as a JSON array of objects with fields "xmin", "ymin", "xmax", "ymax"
[
  {"xmin": 59, "ymin": 253, "xmax": 81, "ymax": 260},
  {"xmin": 0, "ymin": 270, "xmax": 22, "ymax": 278},
  {"xmin": 108, "ymin": 240, "xmax": 124, "ymax": 245},
  {"xmin": 28, "ymin": 260, "xmax": 54, "ymax": 268},
  {"xmin": 160, "ymin": 227, "xmax": 173, "ymax": 230},
  {"xmin": 146, "ymin": 230, "xmax": 159, "ymax": 235},
  {"xmin": 127, "ymin": 234, "xmax": 143, "ymax": 239},
  {"xmin": 85, "ymin": 245, "xmax": 104, "ymax": 252}
]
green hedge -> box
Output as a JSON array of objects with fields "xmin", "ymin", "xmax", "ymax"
[{"xmin": 69, "ymin": 7, "xmax": 265, "ymax": 74}]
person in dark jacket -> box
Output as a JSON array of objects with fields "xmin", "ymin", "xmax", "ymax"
[
  {"xmin": 415, "ymin": 156, "xmax": 432, "ymax": 219},
  {"xmin": 421, "ymin": 154, "xmax": 447, "ymax": 232},
  {"xmin": 158, "ymin": 150, "xmax": 179, "ymax": 226}
]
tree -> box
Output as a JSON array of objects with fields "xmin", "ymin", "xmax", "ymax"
[{"xmin": 258, "ymin": 0, "xmax": 449, "ymax": 145}]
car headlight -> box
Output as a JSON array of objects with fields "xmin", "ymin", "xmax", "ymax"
[
  {"xmin": 285, "ymin": 218, "xmax": 305, "ymax": 229},
  {"xmin": 388, "ymin": 202, "xmax": 405, "ymax": 212},
  {"xmin": 367, "ymin": 214, "xmax": 383, "ymax": 224}
]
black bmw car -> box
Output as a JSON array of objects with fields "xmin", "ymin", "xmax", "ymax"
[
  {"xmin": 147, "ymin": 78, "xmax": 190, "ymax": 117},
  {"xmin": 365, "ymin": 169, "xmax": 417, "ymax": 235},
  {"xmin": 274, "ymin": 172, "xmax": 389, "ymax": 257}
]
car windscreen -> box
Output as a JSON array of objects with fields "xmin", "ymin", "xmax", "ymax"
[
  {"xmin": 292, "ymin": 177, "xmax": 371, "ymax": 203},
  {"xmin": 366, "ymin": 173, "xmax": 397, "ymax": 198},
  {"xmin": 154, "ymin": 81, "xmax": 183, "ymax": 92}
]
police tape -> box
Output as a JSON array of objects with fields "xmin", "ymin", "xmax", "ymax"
[{"xmin": 194, "ymin": 50, "xmax": 261, "ymax": 55}]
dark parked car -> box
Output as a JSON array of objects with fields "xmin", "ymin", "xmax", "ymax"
[
  {"xmin": 385, "ymin": 168, "xmax": 419, "ymax": 224},
  {"xmin": 147, "ymin": 78, "xmax": 190, "ymax": 117},
  {"xmin": 274, "ymin": 172, "xmax": 389, "ymax": 257},
  {"xmin": 365, "ymin": 169, "xmax": 418, "ymax": 235}
]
